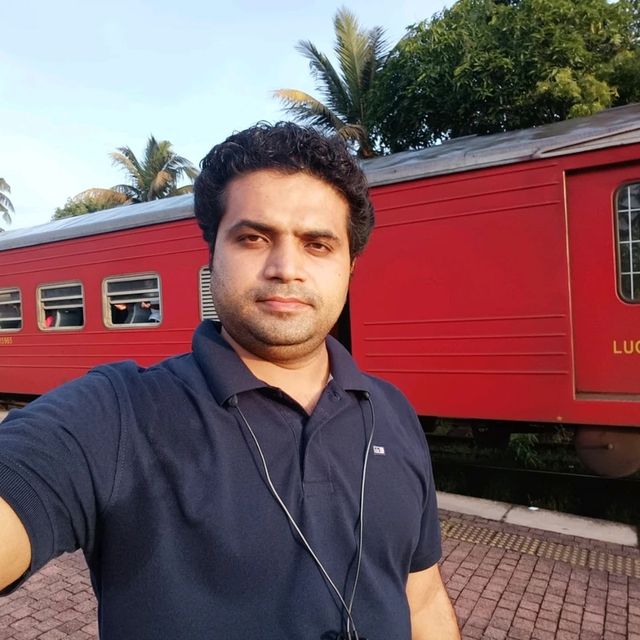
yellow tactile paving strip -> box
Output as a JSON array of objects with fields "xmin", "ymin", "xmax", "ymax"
[{"xmin": 440, "ymin": 518, "xmax": 640, "ymax": 578}]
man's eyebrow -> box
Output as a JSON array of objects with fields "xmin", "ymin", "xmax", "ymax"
[
  {"xmin": 299, "ymin": 228, "xmax": 342, "ymax": 243},
  {"xmin": 225, "ymin": 219, "xmax": 276, "ymax": 236},
  {"xmin": 226, "ymin": 219, "xmax": 342, "ymax": 243}
]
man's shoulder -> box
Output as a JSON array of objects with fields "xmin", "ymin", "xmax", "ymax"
[
  {"xmin": 69, "ymin": 353, "xmax": 209, "ymax": 420},
  {"xmin": 89, "ymin": 352, "xmax": 203, "ymax": 394}
]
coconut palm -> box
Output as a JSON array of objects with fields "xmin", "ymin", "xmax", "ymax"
[
  {"xmin": 274, "ymin": 7, "xmax": 388, "ymax": 157},
  {"xmin": 75, "ymin": 136, "xmax": 199, "ymax": 208},
  {"xmin": 0, "ymin": 178, "xmax": 14, "ymax": 230},
  {"xmin": 110, "ymin": 135, "xmax": 199, "ymax": 202}
]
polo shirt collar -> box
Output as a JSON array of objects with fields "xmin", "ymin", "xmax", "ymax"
[
  {"xmin": 192, "ymin": 320, "xmax": 268, "ymax": 405},
  {"xmin": 325, "ymin": 335, "xmax": 371, "ymax": 393},
  {"xmin": 192, "ymin": 320, "xmax": 372, "ymax": 405}
]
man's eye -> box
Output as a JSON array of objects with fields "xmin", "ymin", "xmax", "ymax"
[
  {"xmin": 307, "ymin": 242, "xmax": 331, "ymax": 254},
  {"xmin": 239, "ymin": 234, "xmax": 266, "ymax": 245}
]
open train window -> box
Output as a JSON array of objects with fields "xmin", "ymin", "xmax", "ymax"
[
  {"xmin": 199, "ymin": 266, "xmax": 219, "ymax": 321},
  {"xmin": 104, "ymin": 274, "xmax": 162, "ymax": 327},
  {"xmin": 0, "ymin": 288, "xmax": 22, "ymax": 331},
  {"xmin": 38, "ymin": 282, "xmax": 84, "ymax": 329},
  {"xmin": 615, "ymin": 182, "xmax": 640, "ymax": 303}
]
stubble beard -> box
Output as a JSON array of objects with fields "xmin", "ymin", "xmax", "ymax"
[{"xmin": 210, "ymin": 270, "xmax": 345, "ymax": 363}]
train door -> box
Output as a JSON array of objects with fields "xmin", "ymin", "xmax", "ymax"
[{"xmin": 567, "ymin": 162, "xmax": 640, "ymax": 396}]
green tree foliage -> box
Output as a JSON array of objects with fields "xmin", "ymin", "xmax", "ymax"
[
  {"xmin": 0, "ymin": 178, "xmax": 14, "ymax": 230},
  {"xmin": 53, "ymin": 191, "xmax": 129, "ymax": 221},
  {"xmin": 609, "ymin": 0, "xmax": 640, "ymax": 104},
  {"xmin": 56, "ymin": 136, "xmax": 199, "ymax": 220},
  {"xmin": 109, "ymin": 135, "xmax": 199, "ymax": 202},
  {"xmin": 274, "ymin": 7, "xmax": 388, "ymax": 157},
  {"xmin": 372, "ymin": 0, "xmax": 640, "ymax": 151}
]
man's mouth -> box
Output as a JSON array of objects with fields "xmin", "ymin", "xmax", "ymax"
[{"xmin": 257, "ymin": 296, "xmax": 311, "ymax": 312}]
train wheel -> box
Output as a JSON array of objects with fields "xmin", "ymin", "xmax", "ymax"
[{"xmin": 574, "ymin": 426, "xmax": 640, "ymax": 478}]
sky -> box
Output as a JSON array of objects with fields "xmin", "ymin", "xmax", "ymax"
[{"xmin": 2, "ymin": 0, "xmax": 450, "ymax": 230}]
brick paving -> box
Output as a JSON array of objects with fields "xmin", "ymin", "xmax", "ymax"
[
  {"xmin": 0, "ymin": 511, "xmax": 638, "ymax": 639},
  {"xmin": 0, "ymin": 552, "xmax": 96, "ymax": 640},
  {"xmin": 440, "ymin": 511, "xmax": 640, "ymax": 640}
]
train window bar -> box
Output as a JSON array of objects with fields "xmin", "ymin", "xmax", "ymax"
[
  {"xmin": 37, "ymin": 282, "xmax": 85, "ymax": 330},
  {"xmin": 103, "ymin": 274, "xmax": 162, "ymax": 327},
  {"xmin": 199, "ymin": 266, "xmax": 219, "ymax": 322},
  {"xmin": 0, "ymin": 288, "xmax": 22, "ymax": 331},
  {"xmin": 615, "ymin": 182, "xmax": 640, "ymax": 304}
]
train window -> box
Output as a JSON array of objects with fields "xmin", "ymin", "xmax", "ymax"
[
  {"xmin": 616, "ymin": 182, "xmax": 640, "ymax": 303},
  {"xmin": 38, "ymin": 283, "xmax": 84, "ymax": 329},
  {"xmin": 0, "ymin": 288, "xmax": 22, "ymax": 331},
  {"xmin": 104, "ymin": 274, "xmax": 162, "ymax": 327},
  {"xmin": 199, "ymin": 266, "xmax": 219, "ymax": 321}
]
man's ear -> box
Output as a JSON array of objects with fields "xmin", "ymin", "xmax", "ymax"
[{"xmin": 350, "ymin": 258, "xmax": 357, "ymax": 276}]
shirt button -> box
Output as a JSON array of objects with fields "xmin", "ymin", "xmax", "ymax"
[{"xmin": 331, "ymin": 392, "xmax": 341, "ymax": 401}]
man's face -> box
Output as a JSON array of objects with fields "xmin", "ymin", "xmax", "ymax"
[{"xmin": 210, "ymin": 169, "xmax": 353, "ymax": 363}]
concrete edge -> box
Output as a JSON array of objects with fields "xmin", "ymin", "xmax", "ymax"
[{"xmin": 437, "ymin": 491, "xmax": 638, "ymax": 548}]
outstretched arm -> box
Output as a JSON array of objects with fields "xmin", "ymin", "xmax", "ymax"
[
  {"xmin": 407, "ymin": 564, "xmax": 460, "ymax": 640},
  {"xmin": 0, "ymin": 496, "xmax": 31, "ymax": 591}
]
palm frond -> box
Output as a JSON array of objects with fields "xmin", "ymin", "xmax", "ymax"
[
  {"xmin": 295, "ymin": 40, "xmax": 352, "ymax": 116},
  {"xmin": 73, "ymin": 188, "xmax": 130, "ymax": 206},
  {"xmin": 334, "ymin": 9, "xmax": 388, "ymax": 123},
  {"xmin": 333, "ymin": 8, "xmax": 370, "ymax": 117},
  {"xmin": 0, "ymin": 179, "xmax": 14, "ymax": 218},
  {"xmin": 173, "ymin": 184, "xmax": 194, "ymax": 195},
  {"xmin": 148, "ymin": 170, "xmax": 174, "ymax": 200},
  {"xmin": 164, "ymin": 154, "xmax": 199, "ymax": 182},
  {"xmin": 111, "ymin": 184, "xmax": 143, "ymax": 202},
  {"xmin": 336, "ymin": 123, "xmax": 367, "ymax": 140},
  {"xmin": 111, "ymin": 149, "xmax": 145, "ymax": 189},
  {"xmin": 0, "ymin": 193, "xmax": 15, "ymax": 214},
  {"xmin": 144, "ymin": 136, "xmax": 162, "ymax": 164},
  {"xmin": 181, "ymin": 163, "xmax": 200, "ymax": 181},
  {"xmin": 364, "ymin": 26, "xmax": 389, "ymax": 93},
  {"xmin": 274, "ymin": 89, "xmax": 347, "ymax": 132}
]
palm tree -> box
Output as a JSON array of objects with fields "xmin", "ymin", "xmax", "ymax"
[
  {"xmin": 274, "ymin": 8, "xmax": 388, "ymax": 158},
  {"xmin": 110, "ymin": 135, "xmax": 199, "ymax": 202},
  {"xmin": 0, "ymin": 178, "xmax": 14, "ymax": 230},
  {"xmin": 76, "ymin": 135, "xmax": 199, "ymax": 207}
]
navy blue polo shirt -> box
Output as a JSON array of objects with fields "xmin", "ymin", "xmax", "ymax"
[{"xmin": 0, "ymin": 321, "xmax": 441, "ymax": 639}]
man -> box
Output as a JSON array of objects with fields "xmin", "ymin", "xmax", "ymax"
[{"xmin": 0, "ymin": 123, "xmax": 460, "ymax": 639}]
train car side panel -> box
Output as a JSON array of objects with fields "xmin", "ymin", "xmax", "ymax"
[{"xmin": 351, "ymin": 160, "xmax": 574, "ymax": 423}]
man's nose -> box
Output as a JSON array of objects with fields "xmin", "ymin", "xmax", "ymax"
[{"xmin": 263, "ymin": 240, "xmax": 305, "ymax": 282}]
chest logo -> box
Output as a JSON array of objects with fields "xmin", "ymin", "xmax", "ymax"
[{"xmin": 372, "ymin": 445, "xmax": 386, "ymax": 456}]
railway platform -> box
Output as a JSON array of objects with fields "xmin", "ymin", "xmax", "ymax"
[{"xmin": 0, "ymin": 492, "xmax": 637, "ymax": 640}]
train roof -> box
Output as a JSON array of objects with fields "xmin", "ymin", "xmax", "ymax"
[
  {"xmin": 2, "ymin": 102, "xmax": 639, "ymax": 252},
  {"xmin": 364, "ymin": 102, "xmax": 640, "ymax": 187},
  {"xmin": 0, "ymin": 193, "xmax": 195, "ymax": 252}
]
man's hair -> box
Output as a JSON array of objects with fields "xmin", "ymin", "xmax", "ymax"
[{"xmin": 193, "ymin": 122, "xmax": 374, "ymax": 260}]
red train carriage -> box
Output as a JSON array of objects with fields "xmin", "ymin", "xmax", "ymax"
[
  {"xmin": 0, "ymin": 196, "xmax": 213, "ymax": 396},
  {"xmin": 351, "ymin": 103, "xmax": 640, "ymax": 477},
  {"xmin": 1, "ymin": 103, "xmax": 639, "ymax": 476}
]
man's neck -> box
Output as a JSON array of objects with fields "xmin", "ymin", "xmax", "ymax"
[{"xmin": 221, "ymin": 328, "xmax": 330, "ymax": 414}]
